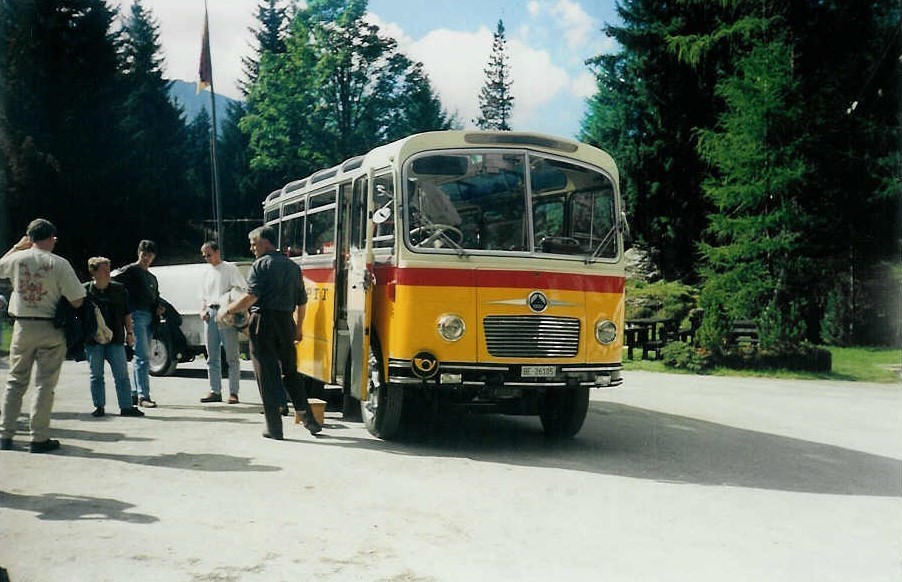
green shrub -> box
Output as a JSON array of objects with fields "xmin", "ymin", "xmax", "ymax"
[
  {"xmin": 626, "ymin": 279, "xmax": 698, "ymax": 322},
  {"xmin": 661, "ymin": 341, "xmax": 711, "ymax": 373},
  {"xmin": 717, "ymin": 343, "xmax": 832, "ymax": 372}
]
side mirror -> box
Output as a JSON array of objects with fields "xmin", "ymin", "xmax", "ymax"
[
  {"xmin": 619, "ymin": 211, "xmax": 632, "ymax": 247},
  {"xmin": 373, "ymin": 203, "xmax": 392, "ymax": 225}
]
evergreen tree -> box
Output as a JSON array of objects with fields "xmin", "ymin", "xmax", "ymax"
[
  {"xmin": 474, "ymin": 19, "xmax": 514, "ymax": 131},
  {"xmin": 185, "ymin": 108, "xmax": 213, "ymax": 220},
  {"xmin": 242, "ymin": 0, "xmax": 452, "ymax": 182},
  {"xmin": 0, "ymin": 0, "xmax": 124, "ymax": 269},
  {"xmin": 218, "ymin": 100, "xmax": 259, "ymax": 220},
  {"xmin": 386, "ymin": 62, "xmax": 458, "ymax": 138},
  {"xmin": 790, "ymin": 1, "xmax": 901, "ymax": 344},
  {"xmin": 580, "ymin": 1, "xmax": 720, "ymax": 282},
  {"xmin": 239, "ymin": 0, "xmax": 290, "ymax": 97},
  {"xmin": 673, "ymin": 2, "xmax": 812, "ymax": 351},
  {"xmin": 118, "ymin": 0, "xmax": 193, "ymax": 259}
]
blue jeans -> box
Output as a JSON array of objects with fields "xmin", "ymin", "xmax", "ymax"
[
  {"xmin": 86, "ymin": 342, "xmax": 133, "ymax": 409},
  {"xmin": 131, "ymin": 310, "xmax": 153, "ymax": 399},
  {"xmin": 204, "ymin": 307, "xmax": 240, "ymax": 395}
]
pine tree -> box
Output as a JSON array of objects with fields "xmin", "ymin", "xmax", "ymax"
[
  {"xmin": 242, "ymin": 0, "xmax": 452, "ymax": 181},
  {"xmin": 239, "ymin": 0, "xmax": 290, "ymax": 97},
  {"xmin": 580, "ymin": 1, "xmax": 721, "ymax": 282},
  {"xmin": 185, "ymin": 108, "xmax": 213, "ymax": 218},
  {"xmin": 474, "ymin": 19, "xmax": 514, "ymax": 131},
  {"xmin": 386, "ymin": 62, "xmax": 458, "ymax": 139},
  {"xmin": 118, "ymin": 0, "xmax": 194, "ymax": 257},
  {"xmin": 674, "ymin": 3, "xmax": 812, "ymax": 351},
  {"xmin": 0, "ymin": 0, "xmax": 123, "ymax": 268}
]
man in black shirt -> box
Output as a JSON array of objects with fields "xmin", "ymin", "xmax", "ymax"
[
  {"xmin": 113, "ymin": 240, "xmax": 162, "ymax": 407},
  {"xmin": 220, "ymin": 226, "xmax": 321, "ymax": 439}
]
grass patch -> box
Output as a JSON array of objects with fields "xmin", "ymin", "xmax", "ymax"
[
  {"xmin": 1, "ymin": 320, "xmax": 9, "ymax": 354},
  {"xmin": 624, "ymin": 346, "xmax": 901, "ymax": 383}
]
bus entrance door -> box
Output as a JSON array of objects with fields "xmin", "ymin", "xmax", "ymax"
[{"xmin": 345, "ymin": 173, "xmax": 374, "ymax": 403}]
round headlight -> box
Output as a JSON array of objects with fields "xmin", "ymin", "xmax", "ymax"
[
  {"xmin": 595, "ymin": 319, "xmax": 617, "ymax": 344},
  {"xmin": 437, "ymin": 314, "xmax": 466, "ymax": 342}
]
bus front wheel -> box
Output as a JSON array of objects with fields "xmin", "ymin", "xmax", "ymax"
[
  {"xmin": 361, "ymin": 344, "xmax": 403, "ymax": 439},
  {"xmin": 539, "ymin": 387, "xmax": 589, "ymax": 439}
]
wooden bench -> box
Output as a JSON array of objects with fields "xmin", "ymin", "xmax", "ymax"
[
  {"xmin": 624, "ymin": 324, "xmax": 650, "ymax": 360},
  {"xmin": 642, "ymin": 319, "xmax": 679, "ymax": 360},
  {"xmin": 728, "ymin": 319, "xmax": 759, "ymax": 347}
]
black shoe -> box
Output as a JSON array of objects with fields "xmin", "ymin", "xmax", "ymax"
[
  {"xmin": 120, "ymin": 407, "xmax": 145, "ymax": 417},
  {"xmin": 262, "ymin": 431, "xmax": 284, "ymax": 440},
  {"xmin": 91, "ymin": 406, "xmax": 105, "ymax": 417},
  {"xmin": 305, "ymin": 417, "xmax": 323, "ymax": 435},
  {"xmin": 296, "ymin": 412, "xmax": 323, "ymax": 435},
  {"xmin": 138, "ymin": 397, "xmax": 157, "ymax": 408},
  {"xmin": 30, "ymin": 439, "xmax": 60, "ymax": 453},
  {"xmin": 0, "ymin": 438, "xmax": 12, "ymax": 450},
  {"xmin": 132, "ymin": 394, "xmax": 138, "ymax": 406},
  {"xmin": 200, "ymin": 392, "xmax": 222, "ymax": 403}
]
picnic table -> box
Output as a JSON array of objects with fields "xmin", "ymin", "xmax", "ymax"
[{"xmin": 625, "ymin": 317, "xmax": 679, "ymax": 360}]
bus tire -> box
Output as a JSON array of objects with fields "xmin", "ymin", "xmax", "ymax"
[
  {"xmin": 360, "ymin": 342, "xmax": 403, "ymax": 439},
  {"xmin": 539, "ymin": 387, "xmax": 589, "ymax": 439}
]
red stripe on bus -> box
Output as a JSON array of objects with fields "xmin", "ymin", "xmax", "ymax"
[
  {"xmin": 375, "ymin": 266, "xmax": 624, "ymax": 293},
  {"xmin": 302, "ymin": 267, "xmax": 335, "ymax": 283}
]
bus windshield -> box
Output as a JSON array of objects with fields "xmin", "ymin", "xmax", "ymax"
[{"xmin": 404, "ymin": 151, "xmax": 618, "ymax": 259}]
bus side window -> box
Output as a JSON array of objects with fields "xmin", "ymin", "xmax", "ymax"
[
  {"xmin": 350, "ymin": 177, "xmax": 367, "ymax": 250},
  {"xmin": 306, "ymin": 190, "xmax": 337, "ymax": 255},
  {"xmin": 281, "ymin": 214, "xmax": 304, "ymax": 257},
  {"xmin": 373, "ymin": 174, "xmax": 395, "ymax": 250}
]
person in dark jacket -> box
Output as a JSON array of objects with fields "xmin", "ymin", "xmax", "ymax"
[
  {"xmin": 84, "ymin": 257, "xmax": 143, "ymax": 418},
  {"xmin": 219, "ymin": 226, "xmax": 321, "ymax": 439},
  {"xmin": 113, "ymin": 240, "xmax": 162, "ymax": 408}
]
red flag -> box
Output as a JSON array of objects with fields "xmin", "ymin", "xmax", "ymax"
[{"xmin": 197, "ymin": 9, "xmax": 212, "ymax": 93}]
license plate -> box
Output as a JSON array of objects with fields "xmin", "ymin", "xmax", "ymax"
[{"xmin": 521, "ymin": 365, "xmax": 556, "ymax": 378}]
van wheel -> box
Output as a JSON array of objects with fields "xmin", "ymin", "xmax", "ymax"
[
  {"xmin": 539, "ymin": 387, "xmax": 589, "ymax": 439},
  {"xmin": 149, "ymin": 336, "xmax": 177, "ymax": 376},
  {"xmin": 360, "ymin": 343, "xmax": 403, "ymax": 439}
]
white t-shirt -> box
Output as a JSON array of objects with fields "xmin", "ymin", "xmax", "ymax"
[
  {"xmin": 0, "ymin": 247, "xmax": 85, "ymax": 318},
  {"xmin": 200, "ymin": 261, "xmax": 247, "ymax": 309}
]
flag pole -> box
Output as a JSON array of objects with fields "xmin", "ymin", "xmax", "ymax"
[{"xmin": 199, "ymin": 0, "xmax": 224, "ymax": 256}]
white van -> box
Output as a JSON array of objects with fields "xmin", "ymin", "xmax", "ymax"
[{"xmin": 148, "ymin": 262, "xmax": 251, "ymax": 375}]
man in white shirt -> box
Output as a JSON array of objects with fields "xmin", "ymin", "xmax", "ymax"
[
  {"xmin": 199, "ymin": 241, "xmax": 247, "ymax": 404},
  {"xmin": 0, "ymin": 219, "xmax": 85, "ymax": 453}
]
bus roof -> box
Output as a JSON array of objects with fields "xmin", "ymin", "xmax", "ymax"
[{"xmin": 266, "ymin": 130, "xmax": 618, "ymax": 206}]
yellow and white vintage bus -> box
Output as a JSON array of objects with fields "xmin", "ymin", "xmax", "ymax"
[{"xmin": 262, "ymin": 131, "xmax": 626, "ymax": 439}]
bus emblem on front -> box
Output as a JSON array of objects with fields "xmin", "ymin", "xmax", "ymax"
[{"xmin": 528, "ymin": 291, "xmax": 548, "ymax": 313}]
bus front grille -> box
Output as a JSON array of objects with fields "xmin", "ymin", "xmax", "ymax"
[{"xmin": 483, "ymin": 315, "xmax": 580, "ymax": 357}]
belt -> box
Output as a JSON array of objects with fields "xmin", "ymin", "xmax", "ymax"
[{"xmin": 11, "ymin": 316, "xmax": 53, "ymax": 321}]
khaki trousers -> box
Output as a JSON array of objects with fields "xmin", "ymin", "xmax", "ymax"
[{"xmin": 1, "ymin": 320, "xmax": 67, "ymax": 443}]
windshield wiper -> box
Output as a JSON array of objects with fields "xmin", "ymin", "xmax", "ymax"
[{"xmin": 584, "ymin": 227, "xmax": 616, "ymax": 264}]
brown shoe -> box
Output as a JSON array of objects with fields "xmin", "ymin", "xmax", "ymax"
[
  {"xmin": 200, "ymin": 392, "xmax": 222, "ymax": 403},
  {"xmin": 228, "ymin": 394, "xmax": 239, "ymax": 404}
]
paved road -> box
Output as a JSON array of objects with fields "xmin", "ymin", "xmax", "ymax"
[{"xmin": 1, "ymin": 360, "xmax": 900, "ymax": 581}]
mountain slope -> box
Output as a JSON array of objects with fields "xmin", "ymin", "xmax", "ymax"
[{"xmin": 168, "ymin": 79, "xmax": 239, "ymax": 131}]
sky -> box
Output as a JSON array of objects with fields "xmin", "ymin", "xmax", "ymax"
[{"xmin": 111, "ymin": 0, "xmax": 621, "ymax": 139}]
